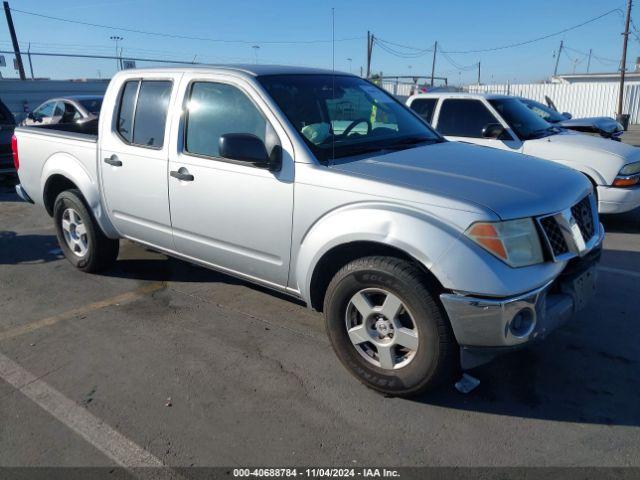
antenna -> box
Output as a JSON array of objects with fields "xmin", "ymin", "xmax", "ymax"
[{"xmin": 331, "ymin": 7, "xmax": 335, "ymax": 164}]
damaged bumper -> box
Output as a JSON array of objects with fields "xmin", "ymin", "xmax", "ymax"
[{"xmin": 440, "ymin": 245, "xmax": 602, "ymax": 369}]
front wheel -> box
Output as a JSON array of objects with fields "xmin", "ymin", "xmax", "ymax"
[
  {"xmin": 53, "ymin": 189, "xmax": 119, "ymax": 272},
  {"xmin": 323, "ymin": 256, "xmax": 457, "ymax": 396}
]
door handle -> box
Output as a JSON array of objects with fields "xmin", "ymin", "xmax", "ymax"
[
  {"xmin": 170, "ymin": 168, "xmax": 194, "ymax": 182},
  {"xmin": 104, "ymin": 155, "xmax": 122, "ymax": 167}
]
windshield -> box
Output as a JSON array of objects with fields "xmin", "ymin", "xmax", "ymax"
[
  {"xmin": 79, "ymin": 98, "xmax": 103, "ymax": 115},
  {"xmin": 519, "ymin": 98, "xmax": 566, "ymax": 123},
  {"xmin": 258, "ymin": 74, "xmax": 442, "ymax": 161},
  {"xmin": 489, "ymin": 98, "xmax": 557, "ymax": 140}
]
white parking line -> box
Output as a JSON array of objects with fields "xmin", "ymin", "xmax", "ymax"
[
  {"xmin": 599, "ymin": 266, "xmax": 640, "ymax": 279},
  {"xmin": 0, "ymin": 352, "xmax": 167, "ymax": 471}
]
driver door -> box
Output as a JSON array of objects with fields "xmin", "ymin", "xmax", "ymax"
[
  {"xmin": 167, "ymin": 74, "xmax": 294, "ymax": 287},
  {"xmin": 434, "ymin": 98, "xmax": 522, "ymax": 152}
]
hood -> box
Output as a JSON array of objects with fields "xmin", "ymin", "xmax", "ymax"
[
  {"xmin": 331, "ymin": 141, "xmax": 590, "ymax": 220},
  {"xmin": 522, "ymin": 130, "xmax": 640, "ymax": 183},
  {"xmin": 559, "ymin": 116, "xmax": 623, "ymax": 134}
]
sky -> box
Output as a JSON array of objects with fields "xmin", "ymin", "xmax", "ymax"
[{"xmin": 0, "ymin": 0, "xmax": 635, "ymax": 84}]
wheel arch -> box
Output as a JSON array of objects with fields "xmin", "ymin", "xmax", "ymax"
[
  {"xmin": 308, "ymin": 241, "xmax": 445, "ymax": 312},
  {"xmin": 294, "ymin": 203, "xmax": 467, "ymax": 311},
  {"xmin": 41, "ymin": 154, "xmax": 119, "ymax": 238}
]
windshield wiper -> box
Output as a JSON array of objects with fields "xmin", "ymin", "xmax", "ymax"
[
  {"xmin": 388, "ymin": 136, "xmax": 442, "ymax": 150},
  {"xmin": 526, "ymin": 126, "xmax": 562, "ymax": 140}
]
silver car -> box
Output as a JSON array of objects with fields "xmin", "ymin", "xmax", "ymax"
[{"xmin": 21, "ymin": 95, "xmax": 102, "ymax": 127}]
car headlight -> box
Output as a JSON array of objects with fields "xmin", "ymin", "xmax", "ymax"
[
  {"xmin": 619, "ymin": 161, "xmax": 640, "ymax": 176},
  {"xmin": 465, "ymin": 218, "xmax": 544, "ymax": 268}
]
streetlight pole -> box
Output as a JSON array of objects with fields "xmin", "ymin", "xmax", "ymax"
[
  {"xmin": 347, "ymin": 57, "xmax": 352, "ymax": 73},
  {"xmin": 110, "ymin": 36, "xmax": 123, "ymax": 71},
  {"xmin": 252, "ymin": 45, "xmax": 260, "ymax": 64}
]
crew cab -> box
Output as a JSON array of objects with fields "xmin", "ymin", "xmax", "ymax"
[
  {"xmin": 13, "ymin": 66, "xmax": 603, "ymax": 396},
  {"xmin": 407, "ymin": 92, "xmax": 640, "ymax": 214}
]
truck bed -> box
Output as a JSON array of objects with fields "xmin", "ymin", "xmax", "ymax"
[
  {"xmin": 20, "ymin": 119, "xmax": 99, "ymax": 140},
  {"xmin": 14, "ymin": 121, "xmax": 99, "ymax": 208}
]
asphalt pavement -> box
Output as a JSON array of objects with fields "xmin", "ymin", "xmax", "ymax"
[{"xmin": 0, "ymin": 171, "xmax": 639, "ymax": 471}]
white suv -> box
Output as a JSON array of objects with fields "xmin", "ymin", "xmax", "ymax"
[{"xmin": 407, "ymin": 92, "xmax": 640, "ymax": 214}]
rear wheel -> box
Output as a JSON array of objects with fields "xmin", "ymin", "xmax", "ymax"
[
  {"xmin": 53, "ymin": 189, "xmax": 119, "ymax": 272},
  {"xmin": 323, "ymin": 256, "xmax": 457, "ymax": 396}
]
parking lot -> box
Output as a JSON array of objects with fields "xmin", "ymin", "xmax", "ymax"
[{"xmin": 1, "ymin": 160, "xmax": 639, "ymax": 470}]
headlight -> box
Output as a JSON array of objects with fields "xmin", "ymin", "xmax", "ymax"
[
  {"xmin": 619, "ymin": 161, "xmax": 640, "ymax": 176},
  {"xmin": 465, "ymin": 218, "xmax": 544, "ymax": 268}
]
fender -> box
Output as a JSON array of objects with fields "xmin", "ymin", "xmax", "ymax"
[
  {"xmin": 293, "ymin": 201, "xmax": 481, "ymax": 304},
  {"xmin": 570, "ymin": 164, "xmax": 606, "ymax": 187},
  {"xmin": 41, "ymin": 153, "xmax": 120, "ymax": 238}
]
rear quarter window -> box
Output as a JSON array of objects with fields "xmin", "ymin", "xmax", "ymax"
[
  {"xmin": 410, "ymin": 98, "xmax": 437, "ymax": 124},
  {"xmin": 116, "ymin": 80, "xmax": 172, "ymax": 148}
]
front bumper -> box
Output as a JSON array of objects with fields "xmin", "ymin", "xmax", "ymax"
[
  {"xmin": 440, "ymin": 230, "xmax": 603, "ymax": 365},
  {"xmin": 597, "ymin": 185, "xmax": 640, "ymax": 214}
]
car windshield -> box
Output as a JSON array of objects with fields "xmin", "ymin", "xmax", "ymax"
[
  {"xmin": 489, "ymin": 98, "xmax": 559, "ymax": 140},
  {"xmin": 78, "ymin": 98, "xmax": 103, "ymax": 115},
  {"xmin": 258, "ymin": 74, "xmax": 443, "ymax": 162},
  {"xmin": 519, "ymin": 98, "xmax": 566, "ymax": 123}
]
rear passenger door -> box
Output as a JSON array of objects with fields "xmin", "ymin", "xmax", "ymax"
[
  {"xmin": 433, "ymin": 98, "xmax": 522, "ymax": 152},
  {"xmin": 100, "ymin": 75, "xmax": 180, "ymax": 250}
]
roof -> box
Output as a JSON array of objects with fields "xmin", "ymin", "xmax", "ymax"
[
  {"xmin": 408, "ymin": 91, "xmax": 512, "ymax": 100},
  {"xmin": 118, "ymin": 64, "xmax": 350, "ymax": 77}
]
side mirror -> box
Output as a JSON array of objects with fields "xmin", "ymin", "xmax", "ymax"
[
  {"xmin": 27, "ymin": 112, "xmax": 35, "ymax": 120},
  {"xmin": 562, "ymin": 112, "xmax": 572, "ymax": 120},
  {"xmin": 481, "ymin": 123, "xmax": 506, "ymax": 139},
  {"xmin": 219, "ymin": 133, "xmax": 279, "ymax": 171}
]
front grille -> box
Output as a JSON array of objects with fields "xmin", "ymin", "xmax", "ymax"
[
  {"xmin": 571, "ymin": 195, "xmax": 595, "ymax": 240},
  {"xmin": 539, "ymin": 216, "xmax": 569, "ymax": 256}
]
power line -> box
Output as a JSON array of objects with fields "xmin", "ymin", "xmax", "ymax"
[
  {"xmin": 374, "ymin": 37, "xmax": 432, "ymax": 53},
  {"xmin": 439, "ymin": 48, "xmax": 478, "ymax": 71},
  {"xmin": 9, "ymin": 7, "xmax": 364, "ymax": 45},
  {"xmin": 437, "ymin": 8, "xmax": 622, "ymax": 54}
]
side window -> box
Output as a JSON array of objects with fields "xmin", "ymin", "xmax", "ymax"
[
  {"xmin": 185, "ymin": 82, "xmax": 267, "ymax": 159},
  {"xmin": 116, "ymin": 80, "xmax": 172, "ymax": 148},
  {"xmin": 53, "ymin": 102, "xmax": 65, "ymax": 122},
  {"xmin": 60, "ymin": 102, "xmax": 81, "ymax": 123},
  {"xmin": 132, "ymin": 81, "xmax": 172, "ymax": 147},
  {"xmin": 437, "ymin": 99, "xmax": 498, "ymax": 138},
  {"xmin": 117, "ymin": 81, "xmax": 139, "ymax": 142},
  {"xmin": 34, "ymin": 102, "xmax": 56, "ymax": 121},
  {"xmin": 410, "ymin": 98, "xmax": 437, "ymax": 124}
]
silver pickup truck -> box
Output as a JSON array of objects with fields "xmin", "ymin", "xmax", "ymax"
[{"xmin": 13, "ymin": 66, "xmax": 604, "ymax": 396}]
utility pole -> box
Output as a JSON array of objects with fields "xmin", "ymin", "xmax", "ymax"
[
  {"xmin": 3, "ymin": 1, "xmax": 26, "ymax": 80},
  {"xmin": 477, "ymin": 61, "xmax": 481, "ymax": 85},
  {"xmin": 617, "ymin": 0, "xmax": 632, "ymax": 117},
  {"xmin": 27, "ymin": 41, "xmax": 33, "ymax": 79},
  {"xmin": 366, "ymin": 31, "xmax": 374, "ymax": 78},
  {"xmin": 587, "ymin": 48, "xmax": 592, "ymax": 73},
  {"xmin": 553, "ymin": 40, "xmax": 564, "ymax": 77},
  {"xmin": 430, "ymin": 41, "xmax": 438, "ymax": 86},
  {"xmin": 110, "ymin": 35, "xmax": 123, "ymax": 71}
]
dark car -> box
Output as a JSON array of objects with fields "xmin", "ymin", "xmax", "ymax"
[
  {"xmin": 519, "ymin": 97, "xmax": 624, "ymax": 141},
  {"xmin": 0, "ymin": 98, "xmax": 16, "ymax": 174}
]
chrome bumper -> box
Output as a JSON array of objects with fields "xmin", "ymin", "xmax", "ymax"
[{"xmin": 440, "ymin": 232, "xmax": 603, "ymax": 351}]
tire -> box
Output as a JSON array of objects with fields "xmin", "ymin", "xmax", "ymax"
[
  {"xmin": 323, "ymin": 256, "xmax": 457, "ymax": 396},
  {"xmin": 53, "ymin": 189, "xmax": 119, "ymax": 272}
]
